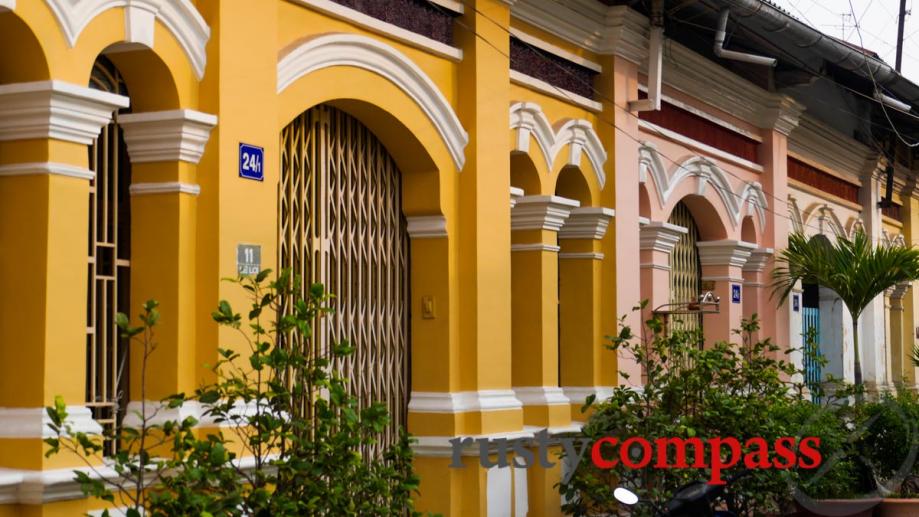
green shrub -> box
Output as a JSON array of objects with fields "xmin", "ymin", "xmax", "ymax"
[{"xmin": 45, "ymin": 270, "xmax": 423, "ymax": 516}]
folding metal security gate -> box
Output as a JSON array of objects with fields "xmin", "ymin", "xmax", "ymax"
[
  {"xmin": 87, "ymin": 56, "xmax": 131, "ymax": 455},
  {"xmin": 668, "ymin": 202, "xmax": 702, "ymax": 332},
  {"xmin": 279, "ymin": 105, "xmax": 410, "ymax": 458}
]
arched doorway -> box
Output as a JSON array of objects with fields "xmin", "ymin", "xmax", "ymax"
[
  {"xmin": 86, "ymin": 55, "xmax": 132, "ymax": 455},
  {"xmin": 279, "ymin": 104, "xmax": 409, "ymax": 458},
  {"xmin": 668, "ymin": 202, "xmax": 702, "ymax": 332}
]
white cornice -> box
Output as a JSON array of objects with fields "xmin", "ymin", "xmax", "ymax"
[
  {"xmin": 511, "ymin": 1, "xmax": 648, "ymax": 63},
  {"xmin": 510, "ymin": 186, "xmax": 525, "ymax": 208},
  {"xmin": 696, "ymin": 239, "xmax": 757, "ymax": 268},
  {"xmin": 559, "ymin": 207, "xmax": 614, "ymax": 240},
  {"xmin": 512, "ymin": 243, "xmax": 561, "ymax": 252},
  {"xmin": 510, "ymin": 102, "xmax": 607, "ymax": 186},
  {"xmin": 743, "ymin": 247, "xmax": 774, "ymax": 273},
  {"xmin": 788, "ymin": 115, "xmax": 877, "ymax": 181},
  {"xmin": 129, "ymin": 181, "xmax": 200, "ymax": 196},
  {"xmin": 287, "ymin": 0, "xmax": 462, "ymax": 61},
  {"xmin": 513, "ymin": 386, "xmax": 570, "ymax": 406},
  {"xmin": 511, "ymin": 195, "xmax": 579, "ymax": 231},
  {"xmin": 278, "ymin": 33, "xmax": 468, "ymax": 171},
  {"xmin": 0, "ymin": 406, "xmax": 101, "ymax": 439},
  {"xmin": 406, "ymin": 215, "xmax": 447, "ymax": 239},
  {"xmin": 118, "ymin": 109, "xmax": 216, "ymax": 164},
  {"xmin": 43, "ymin": 0, "xmax": 210, "ymax": 79},
  {"xmin": 639, "ymin": 221, "xmax": 688, "ymax": 253},
  {"xmin": 510, "ymin": 71, "xmax": 603, "ymax": 113},
  {"xmin": 0, "ymin": 162, "xmax": 93, "ymax": 180},
  {"xmin": 659, "ymin": 42, "xmax": 804, "ymax": 132},
  {"xmin": 558, "ymin": 251, "xmax": 604, "ymax": 260},
  {"xmin": 408, "ymin": 390, "xmax": 523, "ymax": 413},
  {"xmin": 0, "ymin": 80, "xmax": 128, "ymax": 144}
]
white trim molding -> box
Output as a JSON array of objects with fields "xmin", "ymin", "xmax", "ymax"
[
  {"xmin": 118, "ymin": 109, "xmax": 217, "ymax": 164},
  {"xmin": 122, "ymin": 399, "xmax": 262, "ymax": 429},
  {"xmin": 411, "ymin": 430, "xmax": 536, "ymax": 458},
  {"xmin": 742, "ymin": 247, "xmax": 774, "ymax": 273},
  {"xmin": 43, "ymin": 0, "xmax": 210, "ymax": 79},
  {"xmin": 509, "ymin": 186, "xmax": 525, "ymax": 208},
  {"xmin": 639, "ymin": 221, "xmax": 687, "ymax": 253},
  {"xmin": 513, "ymin": 386, "xmax": 570, "ymax": 406},
  {"xmin": 512, "ymin": 243, "xmax": 561, "ymax": 253},
  {"xmin": 510, "ymin": 2, "xmax": 649, "ymax": 63},
  {"xmin": 559, "ymin": 252, "xmax": 604, "ymax": 260},
  {"xmin": 286, "ymin": 0, "xmax": 462, "ymax": 61},
  {"xmin": 639, "ymin": 142, "xmax": 768, "ymax": 230},
  {"xmin": 277, "ymin": 33, "xmax": 469, "ymax": 171},
  {"xmin": 406, "ymin": 215, "xmax": 448, "ymax": 239},
  {"xmin": 511, "ymin": 195, "xmax": 580, "ymax": 231},
  {"xmin": 696, "ymin": 239, "xmax": 757, "ymax": 268},
  {"xmin": 408, "ymin": 390, "xmax": 523, "ymax": 414},
  {"xmin": 509, "ymin": 70, "xmax": 603, "ymax": 113},
  {"xmin": 639, "ymin": 120, "xmax": 763, "ymax": 173},
  {"xmin": 129, "ymin": 181, "xmax": 200, "ymax": 196},
  {"xmin": 559, "ymin": 207, "xmax": 615, "ymax": 240},
  {"xmin": 788, "ymin": 115, "xmax": 877, "ymax": 181},
  {"xmin": 510, "ymin": 101, "xmax": 607, "ymax": 186},
  {"xmin": 0, "ymin": 0, "xmax": 14, "ymax": 11},
  {"xmin": 0, "ymin": 80, "xmax": 128, "ymax": 144},
  {"xmin": 561, "ymin": 386, "xmax": 616, "ymax": 405},
  {"xmin": 0, "ymin": 162, "xmax": 94, "ymax": 180},
  {"xmin": 0, "ymin": 406, "xmax": 102, "ymax": 439}
]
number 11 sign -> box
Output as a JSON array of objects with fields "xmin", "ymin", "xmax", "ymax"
[{"xmin": 239, "ymin": 143, "xmax": 264, "ymax": 181}]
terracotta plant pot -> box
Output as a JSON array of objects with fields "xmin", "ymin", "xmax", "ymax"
[
  {"xmin": 876, "ymin": 498, "xmax": 919, "ymax": 517},
  {"xmin": 794, "ymin": 498, "xmax": 883, "ymax": 517}
]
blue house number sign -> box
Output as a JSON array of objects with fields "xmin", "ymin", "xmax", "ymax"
[
  {"xmin": 239, "ymin": 143, "xmax": 264, "ymax": 181},
  {"xmin": 731, "ymin": 283, "xmax": 741, "ymax": 304}
]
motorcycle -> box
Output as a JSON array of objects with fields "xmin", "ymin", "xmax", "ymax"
[{"xmin": 613, "ymin": 470, "xmax": 750, "ymax": 517}]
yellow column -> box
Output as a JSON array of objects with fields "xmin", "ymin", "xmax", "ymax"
[
  {"xmin": 117, "ymin": 110, "xmax": 216, "ymax": 418},
  {"xmin": 510, "ymin": 195, "xmax": 578, "ymax": 428},
  {"xmin": 412, "ymin": 2, "xmax": 521, "ymax": 516},
  {"xmin": 888, "ymin": 284, "xmax": 909, "ymax": 385},
  {"xmin": 0, "ymin": 81, "xmax": 127, "ymax": 470},
  {"xmin": 900, "ymin": 186, "xmax": 919, "ymax": 387},
  {"xmin": 558, "ymin": 207, "xmax": 615, "ymax": 421}
]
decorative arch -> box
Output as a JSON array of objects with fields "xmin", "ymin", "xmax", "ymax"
[
  {"xmin": 43, "ymin": 0, "xmax": 210, "ymax": 79},
  {"xmin": 789, "ymin": 196, "xmax": 864, "ymax": 241},
  {"xmin": 881, "ymin": 229, "xmax": 907, "ymax": 248},
  {"xmin": 278, "ymin": 33, "xmax": 468, "ymax": 171},
  {"xmin": 509, "ymin": 101, "xmax": 607, "ymax": 188},
  {"xmin": 638, "ymin": 143, "xmax": 766, "ymax": 229}
]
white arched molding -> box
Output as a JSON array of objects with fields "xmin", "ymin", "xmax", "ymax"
[
  {"xmin": 509, "ymin": 101, "xmax": 607, "ymax": 188},
  {"xmin": 788, "ymin": 196, "xmax": 864, "ymax": 241},
  {"xmin": 882, "ymin": 229, "xmax": 907, "ymax": 248},
  {"xmin": 44, "ymin": 0, "xmax": 210, "ymax": 79},
  {"xmin": 277, "ymin": 33, "xmax": 469, "ymax": 171},
  {"xmin": 638, "ymin": 142, "xmax": 767, "ymax": 229},
  {"xmin": 0, "ymin": 0, "xmax": 13, "ymax": 11}
]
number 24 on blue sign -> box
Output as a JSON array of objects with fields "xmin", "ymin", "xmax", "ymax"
[{"xmin": 239, "ymin": 143, "xmax": 264, "ymax": 181}]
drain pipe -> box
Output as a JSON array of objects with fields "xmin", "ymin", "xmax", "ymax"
[
  {"xmin": 630, "ymin": 0, "xmax": 663, "ymax": 112},
  {"xmin": 714, "ymin": 8, "xmax": 777, "ymax": 67},
  {"xmin": 874, "ymin": 90, "xmax": 912, "ymax": 112}
]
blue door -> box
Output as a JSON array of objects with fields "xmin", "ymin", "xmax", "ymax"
[{"xmin": 802, "ymin": 306, "xmax": 822, "ymax": 402}]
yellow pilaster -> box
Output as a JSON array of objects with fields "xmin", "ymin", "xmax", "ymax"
[{"xmin": 0, "ymin": 81, "xmax": 126, "ymax": 470}]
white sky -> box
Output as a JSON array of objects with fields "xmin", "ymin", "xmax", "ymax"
[{"xmin": 768, "ymin": 0, "xmax": 919, "ymax": 82}]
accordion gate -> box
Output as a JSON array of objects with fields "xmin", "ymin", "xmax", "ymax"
[
  {"xmin": 668, "ymin": 202, "xmax": 702, "ymax": 333},
  {"xmin": 280, "ymin": 105, "xmax": 410, "ymax": 458}
]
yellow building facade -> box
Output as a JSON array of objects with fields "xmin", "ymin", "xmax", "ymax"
[{"xmin": 3, "ymin": 1, "xmax": 919, "ymax": 516}]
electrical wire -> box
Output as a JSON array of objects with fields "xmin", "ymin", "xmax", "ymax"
[
  {"xmin": 423, "ymin": 0, "xmax": 895, "ymax": 240},
  {"xmin": 847, "ymin": 0, "xmax": 919, "ymax": 148}
]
